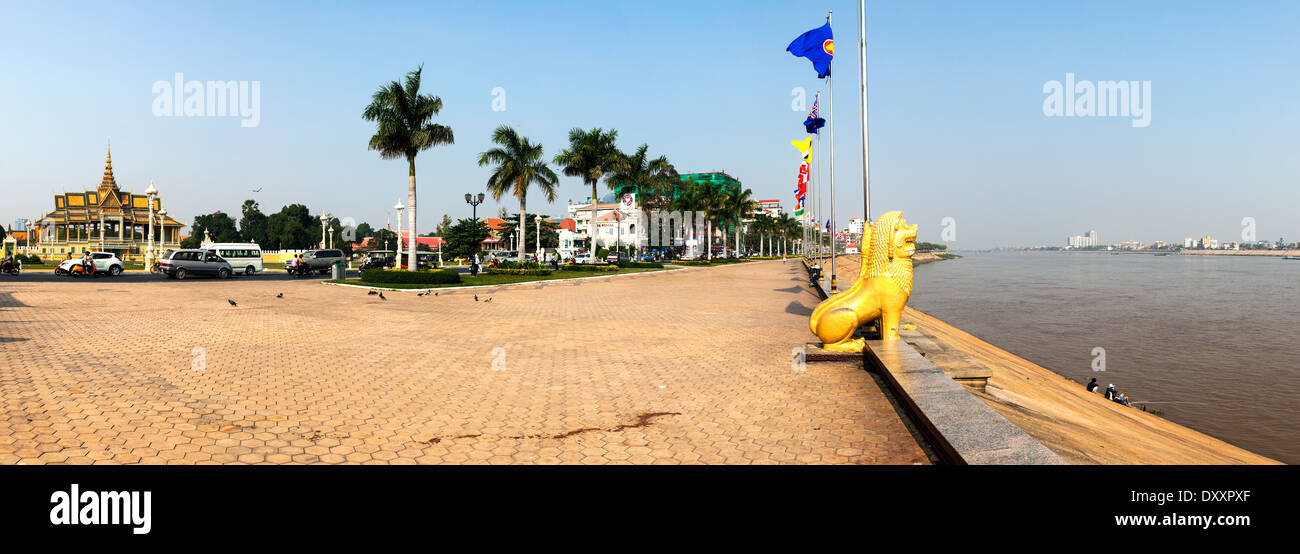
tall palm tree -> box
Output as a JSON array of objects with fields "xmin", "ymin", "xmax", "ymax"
[
  {"xmin": 696, "ymin": 181, "xmax": 728, "ymax": 260},
  {"xmin": 363, "ymin": 65, "xmax": 454, "ymax": 271},
  {"xmin": 668, "ymin": 182, "xmax": 705, "ymax": 258},
  {"xmin": 478, "ymin": 126, "xmax": 558, "ymax": 258},
  {"xmin": 554, "ymin": 128, "xmax": 621, "ymax": 262},
  {"xmin": 606, "ymin": 144, "xmax": 676, "ymax": 251},
  {"xmin": 724, "ymin": 188, "xmax": 758, "ymax": 257},
  {"xmin": 751, "ymin": 214, "xmax": 770, "ymax": 256},
  {"xmin": 777, "ymin": 213, "xmax": 800, "ymax": 256}
]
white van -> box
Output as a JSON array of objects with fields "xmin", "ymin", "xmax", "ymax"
[{"xmin": 203, "ymin": 243, "xmax": 264, "ymax": 275}]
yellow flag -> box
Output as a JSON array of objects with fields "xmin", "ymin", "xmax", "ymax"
[{"xmin": 790, "ymin": 137, "xmax": 813, "ymax": 163}]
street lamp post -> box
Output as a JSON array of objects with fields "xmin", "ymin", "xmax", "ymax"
[
  {"xmin": 157, "ymin": 208, "xmax": 167, "ymax": 250},
  {"xmin": 144, "ymin": 181, "xmax": 157, "ymax": 270},
  {"xmin": 465, "ymin": 192, "xmax": 485, "ymax": 256},
  {"xmin": 319, "ymin": 213, "xmax": 330, "ymax": 249},
  {"xmin": 393, "ymin": 202, "xmax": 405, "ymax": 268}
]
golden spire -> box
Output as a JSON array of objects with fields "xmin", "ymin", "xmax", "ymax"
[{"xmin": 98, "ymin": 141, "xmax": 118, "ymax": 192}]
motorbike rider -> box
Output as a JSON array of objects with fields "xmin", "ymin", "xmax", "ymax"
[{"xmin": 81, "ymin": 251, "xmax": 96, "ymax": 276}]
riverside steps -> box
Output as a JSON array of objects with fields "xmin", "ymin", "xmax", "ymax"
[
  {"xmin": 801, "ymin": 255, "xmax": 1063, "ymax": 465},
  {"xmin": 863, "ymin": 338, "xmax": 1063, "ymax": 465}
]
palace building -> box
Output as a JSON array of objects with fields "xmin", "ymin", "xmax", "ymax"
[{"xmin": 31, "ymin": 146, "xmax": 184, "ymax": 261}]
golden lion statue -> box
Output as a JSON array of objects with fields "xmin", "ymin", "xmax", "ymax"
[{"xmin": 809, "ymin": 211, "xmax": 918, "ymax": 351}]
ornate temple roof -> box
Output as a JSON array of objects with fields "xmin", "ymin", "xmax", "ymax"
[
  {"xmin": 36, "ymin": 144, "xmax": 183, "ymax": 228},
  {"xmin": 98, "ymin": 142, "xmax": 119, "ymax": 194}
]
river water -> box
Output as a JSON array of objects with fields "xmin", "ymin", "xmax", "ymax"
[{"xmin": 910, "ymin": 251, "xmax": 1299, "ymax": 463}]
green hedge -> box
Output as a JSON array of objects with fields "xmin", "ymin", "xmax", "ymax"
[
  {"xmin": 617, "ymin": 261, "xmax": 663, "ymax": 269},
  {"xmin": 486, "ymin": 268, "xmax": 553, "ymax": 276},
  {"xmin": 559, "ymin": 264, "xmax": 619, "ymax": 272},
  {"xmin": 496, "ymin": 260, "xmax": 546, "ymax": 270},
  {"xmin": 360, "ymin": 268, "xmax": 461, "ymax": 284}
]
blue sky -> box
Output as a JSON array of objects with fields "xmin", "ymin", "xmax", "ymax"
[{"xmin": 1, "ymin": 0, "xmax": 1296, "ymax": 248}]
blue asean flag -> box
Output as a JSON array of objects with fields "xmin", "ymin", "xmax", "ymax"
[{"xmin": 787, "ymin": 22, "xmax": 834, "ymax": 78}]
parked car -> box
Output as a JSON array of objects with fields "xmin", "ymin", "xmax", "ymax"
[
  {"xmin": 288, "ymin": 249, "xmax": 346, "ymax": 275},
  {"xmin": 637, "ymin": 253, "xmax": 656, "ymax": 262},
  {"xmin": 159, "ymin": 249, "xmax": 233, "ymax": 279},
  {"xmin": 606, "ymin": 252, "xmax": 631, "ymax": 263},
  {"xmin": 55, "ymin": 252, "xmax": 125, "ymax": 277}
]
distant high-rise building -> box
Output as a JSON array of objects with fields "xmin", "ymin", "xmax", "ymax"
[{"xmin": 1067, "ymin": 229, "xmax": 1099, "ymax": 248}]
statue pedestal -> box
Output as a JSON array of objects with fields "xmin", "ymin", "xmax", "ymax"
[{"xmin": 803, "ymin": 342, "xmax": 862, "ymax": 362}]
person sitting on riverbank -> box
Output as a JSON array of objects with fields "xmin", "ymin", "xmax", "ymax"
[
  {"xmin": 1105, "ymin": 383, "xmax": 1117, "ymax": 400},
  {"xmin": 1086, "ymin": 377, "xmax": 1099, "ymax": 393}
]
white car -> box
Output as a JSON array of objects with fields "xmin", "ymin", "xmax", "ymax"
[{"xmin": 55, "ymin": 252, "xmax": 125, "ymax": 276}]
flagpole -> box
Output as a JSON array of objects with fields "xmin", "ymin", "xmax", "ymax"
[
  {"xmin": 826, "ymin": 10, "xmax": 837, "ymax": 295},
  {"xmin": 815, "ymin": 92, "xmax": 824, "ymax": 278},
  {"xmin": 858, "ymin": 0, "xmax": 871, "ymax": 224}
]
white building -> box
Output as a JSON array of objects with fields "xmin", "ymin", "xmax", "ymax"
[
  {"xmin": 846, "ymin": 217, "xmax": 865, "ymax": 236},
  {"xmin": 755, "ymin": 199, "xmax": 782, "ymax": 217},
  {"xmin": 1067, "ymin": 229, "xmax": 1099, "ymax": 248}
]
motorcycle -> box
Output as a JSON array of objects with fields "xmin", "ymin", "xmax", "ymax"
[
  {"xmin": 69, "ymin": 262, "xmax": 99, "ymax": 278},
  {"xmin": 0, "ymin": 259, "xmax": 20, "ymax": 275},
  {"xmin": 289, "ymin": 259, "xmax": 312, "ymax": 277}
]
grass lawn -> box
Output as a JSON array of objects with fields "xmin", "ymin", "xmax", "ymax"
[{"xmin": 324, "ymin": 267, "xmax": 668, "ymax": 289}]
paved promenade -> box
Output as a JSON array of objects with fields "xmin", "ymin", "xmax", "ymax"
[{"xmin": 0, "ymin": 260, "xmax": 929, "ymax": 465}]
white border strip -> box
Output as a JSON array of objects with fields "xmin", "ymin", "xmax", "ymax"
[{"xmin": 322, "ymin": 266, "xmax": 685, "ymax": 293}]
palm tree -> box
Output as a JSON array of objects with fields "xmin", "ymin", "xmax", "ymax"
[
  {"xmin": 751, "ymin": 214, "xmax": 770, "ymax": 256},
  {"xmin": 724, "ymin": 188, "xmax": 758, "ymax": 257},
  {"xmin": 681, "ymin": 181, "xmax": 726, "ymax": 260},
  {"xmin": 777, "ymin": 213, "xmax": 799, "ymax": 256},
  {"xmin": 478, "ymin": 126, "xmax": 558, "ymax": 258},
  {"xmin": 554, "ymin": 128, "xmax": 621, "ymax": 262},
  {"xmin": 363, "ymin": 65, "xmax": 454, "ymax": 271},
  {"xmin": 608, "ymin": 144, "xmax": 676, "ymax": 205},
  {"xmin": 606, "ymin": 144, "xmax": 676, "ymax": 251},
  {"xmin": 668, "ymin": 182, "xmax": 704, "ymax": 258}
]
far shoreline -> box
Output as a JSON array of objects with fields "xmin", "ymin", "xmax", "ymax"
[{"xmin": 1001, "ymin": 248, "xmax": 1300, "ymax": 257}]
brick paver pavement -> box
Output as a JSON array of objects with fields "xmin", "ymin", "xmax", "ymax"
[{"xmin": 0, "ymin": 260, "xmax": 930, "ymax": 464}]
